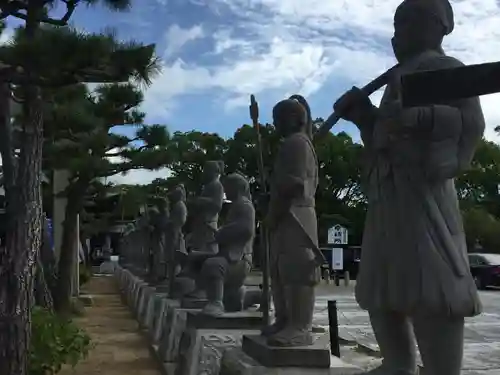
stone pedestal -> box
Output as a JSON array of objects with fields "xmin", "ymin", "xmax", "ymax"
[
  {"xmin": 138, "ymin": 287, "xmax": 156, "ymax": 328},
  {"xmin": 221, "ymin": 347, "xmax": 361, "ymax": 375},
  {"xmin": 242, "ymin": 335, "xmax": 331, "ymax": 368},
  {"xmin": 177, "ymin": 328, "xmax": 260, "ymax": 375},
  {"xmin": 156, "ymin": 305, "xmax": 196, "ymax": 363},
  {"xmin": 151, "ymin": 310, "xmax": 264, "ymax": 375},
  {"xmin": 185, "ymin": 311, "xmax": 263, "ymax": 330}
]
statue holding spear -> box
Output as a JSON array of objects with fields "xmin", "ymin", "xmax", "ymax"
[{"xmin": 251, "ymin": 94, "xmax": 324, "ymax": 347}]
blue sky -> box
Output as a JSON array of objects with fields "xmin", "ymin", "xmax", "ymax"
[{"xmin": 3, "ymin": 0, "xmax": 500, "ymax": 184}]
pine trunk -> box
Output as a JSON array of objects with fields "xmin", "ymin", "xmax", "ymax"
[
  {"xmin": 0, "ymin": 90, "xmax": 44, "ymax": 374},
  {"xmin": 34, "ymin": 251, "xmax": 54, "ymax": 311}
]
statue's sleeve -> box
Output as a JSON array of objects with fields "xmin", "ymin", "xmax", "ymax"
[
  {"xmin": 356, "ymin": 105, "xmax": 378, "ymax": 148},
  {"xmin": 389, "ymin": 56, "xmax": 485, "ymax": 180},
  {"xmin": 215, "ymin": 201, "xmax": 255, "ymax": 246},
  {"xmin": 274, "ymin": 134, "xmax": 310, "ymax": 198}
]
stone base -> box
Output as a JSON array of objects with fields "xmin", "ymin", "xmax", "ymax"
[
  {"xmin": 148, "ymin": 344, "xmax": 177, "ymax": 375},
  {"xmin": 242, "ymin": 334, "xmax": 331, "ymax": 368},
  {"xmin": 181, "ymin": 298, "xmax": 208, "ymax": 309},
  {"xmin": 221, "ymin": 347, "xmax": 362, "ymax": 375},
  {"xmin": 186, "ymin": 310, "xmax": 263, "ymax": 330},
  {"xmin": 177, "ymin": 328, "xmax": 260, "ymax": 375}
]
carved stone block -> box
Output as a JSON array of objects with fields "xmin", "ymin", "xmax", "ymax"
[
  {"xmin": 242, "ymin": 334, "xmax": 331, "ymax": 368},
  {"xmin": 177, "ymin": 329, "xmax": 260, "ymax": 375},
  {"xmin": 139, "ymin": 287, "xmax": 156, "ymax": 328},
  {"xmin": 220, "ymin": 347, "xmax": 361, "ymax": 375},
  {"xmin": 157, "ymin": 306, "xmax": 194, "ymax": 362}
]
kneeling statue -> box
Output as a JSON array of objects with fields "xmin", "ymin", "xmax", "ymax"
[{"xmin": 200, "ymin": 172, "xmax": 255, "ymax": 316}]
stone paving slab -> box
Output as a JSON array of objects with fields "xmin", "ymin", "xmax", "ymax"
[{"xmin": 312, "ymin": 288, "xmax": 500, "ymax": 373}]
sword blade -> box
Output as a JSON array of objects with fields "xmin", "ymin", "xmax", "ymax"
[{"xmin": 401, "ymin": 61, "xmax": 500, "ymax": 107}]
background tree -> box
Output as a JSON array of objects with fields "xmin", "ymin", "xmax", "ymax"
[
  {"xmin": 457, "ymin": 139, "xmax": 500, "ymax": 251},
  {"xmin": 0, "ymin": 1, "xmax": 159, "ymax": 372},
  {"xmin": 44, "ymin": 82, "xmax": 171, "ymax": 312},
  {"xmin": 165, "ymin": 130, "xmax": 227, "ymax": 195},
  {"xmin": 314, "ymin": 130, "xmax": 365, "ymax": 243}
]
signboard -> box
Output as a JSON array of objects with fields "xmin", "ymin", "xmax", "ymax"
[
  {"xmin": 327, "ymin": 224, "xmax": 348, "ymax": 245},
  {"xmin": 327, "ymin": 224, "xmax": 348, "ymax": 271},
  {"xmin": 332, "ymin": 248, "xmax": 344, "ymax": 270}
]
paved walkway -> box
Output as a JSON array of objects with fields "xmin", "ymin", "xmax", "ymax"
[
  {"xmin": 312, "ymin": 286, "xmax": 500, "ymax": 375},
  {"xmin": 58, "ymin": 276, "xmax": 160, "ymax": 375}
]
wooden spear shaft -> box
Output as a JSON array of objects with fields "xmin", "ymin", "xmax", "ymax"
[{"xmin": 249, "ymin": 94, "xmax": 270, "ymax": 327}]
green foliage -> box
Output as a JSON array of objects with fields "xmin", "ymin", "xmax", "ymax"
[
  {"xmin": 144, "ymin": 122, "xmax": 366, "ymax": 243},
  {"xmin": 43, "ymin": 83, "xmax": 171, "ymax": 178},
  {"xmin": 138, "ymin": 126, "xmax": 500, "ymax": 249},
  {"xmin": 29, "ymin": 307, "xmax": 92, "ymax": 375},
  {"xmin": 463, "ymin": 207, "xmax": 500, "ymax": 253},
  {"xmin": 1, "ymin": 25, "xmax": 156, "ymax": 82}
]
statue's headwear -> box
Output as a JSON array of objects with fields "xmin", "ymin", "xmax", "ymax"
[
  {"xmin": 224, "ymin": 172, "xmax": 251, "ymax": 199},
  {"xmin": 206, "ymin": 160, "xmax": 224, "ymax": 175},
  {"xmin": 289, "ymin": 94, "xmax": 313, "ymax": 139},
  {"xmin": 273, "ymin": 95, "xmax": 313, "ymax": 139},
  {"xmin": 396, "ymin": 0, "xmax": 454, "ymax": 35}
]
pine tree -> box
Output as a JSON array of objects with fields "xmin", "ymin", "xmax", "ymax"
[
  {"xmin": 43, "ymin": 82, "xmax": 171, "ymax": 312},
  {"xmin": 0, "ymin": 1, "xmax": 160, "ymax": 373}
]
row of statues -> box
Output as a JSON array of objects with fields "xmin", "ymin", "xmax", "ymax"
[
  {"xmin": 121, "ymin": 0, "xmax": 488, "ymax": 372},
  {"xmin": 120, "ymin": 161, "xmax": 258, "ymax": 318}
]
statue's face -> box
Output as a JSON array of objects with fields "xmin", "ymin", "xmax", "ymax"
[
  {"xmin": 272, "ymin": 110, "xmax": 288, "ymax": 137},
  {"xmin": 273, "ymin": 101, "xmax": 303, "ymax": 137},
  {"xmin": 171, "ymin": 188, "xmax": 184, "ymax": 202},
  {"xmin": 392, "ymin": 5, "xmax": 444, "ymax": 62},
  {"xmin": 202, "ymin": 162, "xmax": 218, "ymax": 183}
]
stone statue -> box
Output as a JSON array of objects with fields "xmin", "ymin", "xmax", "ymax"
[
  {"xmin": 333, "ymin": 1, "xmax": 485, "ymax": 374},
  {"xmin": 200, "ymin": 173, "xmax": 255, "ymax": 316},
  {"xmin": 166, "ymin": 184, "xmax": 188, "ymax": 283},
  {"xmin": 136, "ymin": 211, "xmax": 153, "ymax": 275},
  {"xmin": 150, "ymin": 197, "xmax": 170, "ymax": 282},
  {"xmin": 171, "ymin": 161, "xmax": 225, "ymax": 299},
  {"xmin": 189, "ymin": 160, "xmax": 225, "ymax": 254},
  {"xmin": 262, "ymin": 95, "xmax": 322, "ymax": 347}
]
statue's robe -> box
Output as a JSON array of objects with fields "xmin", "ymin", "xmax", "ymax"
[
  {"xmin": 355, "ymin": 49, "xmax": 484, "ymax": 317},
  {"xmin": 269, "ymin": 132, "xmax": 320, "ymax": 285},
  {"xmin": 190, "ymin": 179, "xmax": 224, "ymax": 254},
  {"xmin": 170, "ymin": 200, "xmax": 187, "ymax": 255}
]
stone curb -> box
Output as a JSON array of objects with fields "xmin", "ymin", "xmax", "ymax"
[{"xmin": 113, "ymin": 265, "xmax": 371, "ymax": 375}]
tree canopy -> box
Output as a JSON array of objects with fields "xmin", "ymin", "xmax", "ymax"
[{"xmin": 105, "ymin": 125, "xmax": 500, "ymax": 254}]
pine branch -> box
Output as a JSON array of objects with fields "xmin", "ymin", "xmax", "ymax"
[
  {"xmin": 0, "ymin": 0, "xmax": 80, "ymax": 26},
  {"xmin": 0, "ymin": 0, "xmax": 28, "ymax": 20}
]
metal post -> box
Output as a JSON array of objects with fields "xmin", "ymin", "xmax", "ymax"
[{"xmin": 328, "ymin": 300, "xmax": 340, "ymax": 357}]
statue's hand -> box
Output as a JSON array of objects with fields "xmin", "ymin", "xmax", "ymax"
[
  {"xmin": 334, "ymin": 86, "xmax": 376, "ymax": 127},
  {"xmin": 379, "ymin": 101, "xmax": 427, "ymax": 136}
]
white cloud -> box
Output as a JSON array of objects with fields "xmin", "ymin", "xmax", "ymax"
[
  {"xmin": 163, "ymin": 24, "xmax": 204, "ymax": 58},
  {"xmin": 107, "ymin": 168, "xmax": 171, "ymax": 185},
  {"xmin": 145, "ymin": 0, "xmax": 500, "ymax": 141},
  {"xmin": 104, "ymin": 148, "xmax": 170, "ymax": 185}
]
